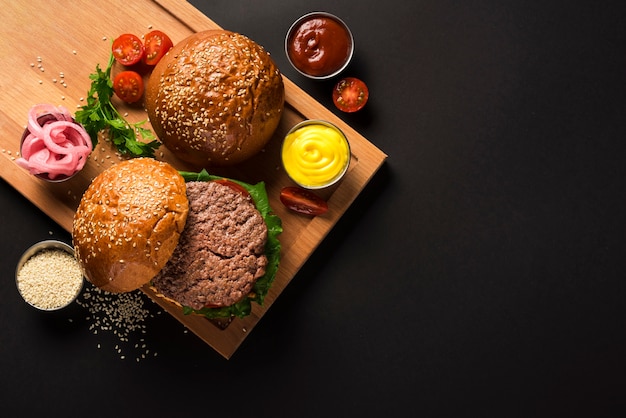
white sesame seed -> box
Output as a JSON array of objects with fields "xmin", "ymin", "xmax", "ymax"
[
  {"xmin": 75, "ymin": 284, "xmax": 156, "ymax": 362},
  {"xmin": 16, "ymin": 249, "xmax": 83, "ymax": 310}
]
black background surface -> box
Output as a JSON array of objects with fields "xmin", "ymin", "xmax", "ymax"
[{"xmin": 2, "ymin": 1, "xmax": 626, "ymax": 416}]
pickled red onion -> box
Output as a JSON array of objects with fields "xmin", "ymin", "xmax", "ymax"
[
  {"xmin": 16, "ymin": 104, "xmax": 93, "ymax": 180},
  {"xmin": 26, "ymin": 104, "xmax": 73, "ymax": 137}
]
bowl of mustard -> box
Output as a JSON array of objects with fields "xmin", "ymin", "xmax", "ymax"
[{"xmin": 281, "ymin": 120, "xmax": 351, "ymax": 190}]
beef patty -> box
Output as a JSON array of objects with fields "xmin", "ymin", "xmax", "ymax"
[{"xmin": 152, "ymin": 181, "xmax": 268, "ymax": 309}]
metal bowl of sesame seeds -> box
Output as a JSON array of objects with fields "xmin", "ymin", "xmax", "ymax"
[{"xmin": 15, "ymin": 240, "xmax": 84, "ymax": 311}]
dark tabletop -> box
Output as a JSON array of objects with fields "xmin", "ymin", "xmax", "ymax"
[{"xmin": 2, "ymin": 0, "xmax": 626, "ymax": 416}]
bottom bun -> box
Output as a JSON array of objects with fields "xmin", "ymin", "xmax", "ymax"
[{"xmin": 151, "ymin": 180, "xmax": 268, "ymax": 309}]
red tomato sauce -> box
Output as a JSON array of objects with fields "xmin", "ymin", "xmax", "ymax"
[{"xmin": 287, "ymin": 16, "xmax": 352, "ymax": 77}]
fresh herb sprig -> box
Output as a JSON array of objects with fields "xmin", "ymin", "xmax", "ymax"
[{"xmin": 75, "ymin": 51, "xmax": 160, "ymax": 158}]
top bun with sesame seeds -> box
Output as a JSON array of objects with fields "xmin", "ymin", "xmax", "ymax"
[
  {"xmin": 72, "ymin": 158, "xmax": 189, "ymax": 293},
  {"xmin": 145, "ymin": 30, "xmax": 285, "ymax": 167}
]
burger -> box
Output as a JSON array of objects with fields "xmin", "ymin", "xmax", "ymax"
[
  {"xmin": 145, "ymin": 29, "xmax": 285, "ymax": 167},
  {"xmin": 155, "ymin": 169, "xmax": 282, "ymax": 319},
  {"xmin": 72, "ymin": 158, "xmax": 282, "ymax": 320}
]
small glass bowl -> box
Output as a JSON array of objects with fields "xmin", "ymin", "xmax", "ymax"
[
  {"xmin": 285, "ymin": 11, "xmax": 354, "ymax": 80},
  {"xmin": 281, "ymin": 119, "xmax": 351, "ymax": 190},
  {"xmin": 15, "ymin": 240, "xmax": 84, "ymax": 311}
]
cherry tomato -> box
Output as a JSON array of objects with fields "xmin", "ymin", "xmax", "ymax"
[
  {"xmin": 143, "ymin": 30, "xmax": 174, "ymax": 65},
  {"xmin": 332, "ymin": 77, "xmax": 369, "ymax": 113},
  {"xmin": 213, "ymin": 179, "xmax": 250, "ymax": 199},
  {"xmin": 112, "ymin": 71, "xmax": 144, "ymax": 103},
  {"xmin": 280, "ymin": 187, "xmax": 328, "ymax": 216},
  {"xmin": 112, "ymin": 34, "xmax": 144, "ymax": 66}
]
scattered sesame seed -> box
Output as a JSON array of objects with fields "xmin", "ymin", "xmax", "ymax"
[{"xmin": 75, "ymin": 284, "xmax": 158, "ymax": 362}]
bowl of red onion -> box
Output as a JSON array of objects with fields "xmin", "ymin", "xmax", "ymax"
[{"xmin": 16, "ymin": 104, "xmax": 93, "ymax": 182}]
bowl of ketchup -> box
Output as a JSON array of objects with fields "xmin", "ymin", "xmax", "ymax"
[{"xmin": 285, "ymin": 12, "xmax": 354, "ymax": 79}]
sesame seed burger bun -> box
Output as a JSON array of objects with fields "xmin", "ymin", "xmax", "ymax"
[
  {"xmin": 72, "ymin": 158, "xmax": 189, "ymax": 293},
  {"xmin": 145, "ymin": 30, "xmax": 285, "ymax": 167}
]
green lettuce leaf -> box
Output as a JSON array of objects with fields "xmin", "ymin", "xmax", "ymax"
[{"xmin": 176, "ymin": 170, "xmax": 282, "ymax": 319}]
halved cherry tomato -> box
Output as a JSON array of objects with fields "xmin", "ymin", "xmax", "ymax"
[
  {"xmin": 213, "ymin": 179, "xmax": 251, "ymax": 199},
  {"xmin": 280, "ymin": 187, "xmax": 328, "ymax": 216},
  {"xmin": 112, "ymin": 71, "xmax": 144, "ymax": 103},
  {"xmin": 332, "ymin": 77, "xmax": 369, "ymax": 113},
  {"xmin": 112, "ymin": 34, "xmax": 144, "ymax": 66},
  {"xmin": 143, "ymin": 30, "xmax": 174, "ymax": 66}
]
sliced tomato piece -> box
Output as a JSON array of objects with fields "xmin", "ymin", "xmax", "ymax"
[
  {"xmin": 213, "ymin": 178, "xmax": 251, "ymax": 199},
  {"xmin": 143, "ymin": 30, "xmax": 174, "ymax": 65},
  {"xmin": 112, "ymin": 34, "xmax": 144, "ymax": 66},
  {"xmin": 332, "ymin": 77, "xmax": 369, "ymax": 113},
  {"xmin": 112, "ymin": 71, "xmax": 144, "ymax": 103},
  {"xmin": 280, "ymin": 187, "xmax": 328, "ymax": 216}
]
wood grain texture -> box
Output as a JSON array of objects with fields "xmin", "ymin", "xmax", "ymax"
[{"xmin": 0, "ymin": 0, "xmax": 386, "ymax": 358}]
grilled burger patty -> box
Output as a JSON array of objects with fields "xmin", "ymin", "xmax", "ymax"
[{"xmin": 152, "ymin": 181, "xmax": 268, "ymax": 309}]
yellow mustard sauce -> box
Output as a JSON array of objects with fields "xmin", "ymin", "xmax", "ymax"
[{"xmin": 282, "ymin": 122, "xmax": 350, "ymax": 189}]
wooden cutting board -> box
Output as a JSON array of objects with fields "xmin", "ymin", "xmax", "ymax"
[{"xmin": 0, "ymin": 0, "xmax": 387, "ymax": 358}]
